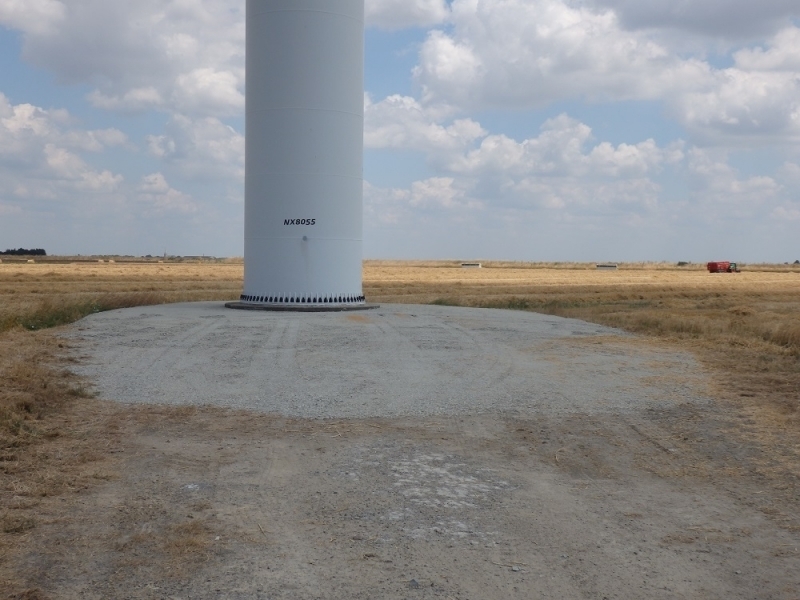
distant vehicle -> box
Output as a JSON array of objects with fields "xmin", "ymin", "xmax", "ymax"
[{"xmin": 707, "ymin": 261, "xmax": 740, "ymax": 273}]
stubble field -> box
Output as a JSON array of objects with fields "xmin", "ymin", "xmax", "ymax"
[{"xmin": 2, "ymin": 259, "xmax": 800, "ymax": 598}]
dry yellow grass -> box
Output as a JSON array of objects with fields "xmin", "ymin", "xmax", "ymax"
[
  {"xmin": 0, "ymin": 260, "xmax": 244, "ymax": 594},
  {"xmin": 0, "ymin": 261, "xmax": 243, "ymax": 331},
  {"xmin": 365, "ymin": 262, "xmax": 800, "ymax": 348},
  {"xmin": 0, "ymin": 328, "xmax": 120, "ymax": 593}
]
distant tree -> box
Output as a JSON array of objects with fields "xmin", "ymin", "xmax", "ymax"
[{"xmin": 1, "ymin": 248, "xmax": 47, "ymax": 256}]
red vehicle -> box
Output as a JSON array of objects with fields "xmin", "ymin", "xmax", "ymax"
[{"xmin": 707, "ymin": 261, "xmax": 740, "ymax": 273}]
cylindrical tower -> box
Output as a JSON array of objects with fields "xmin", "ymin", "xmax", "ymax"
[{"xmin": 241, "ymin": 0, "xmax": 365, "ymax": 307}]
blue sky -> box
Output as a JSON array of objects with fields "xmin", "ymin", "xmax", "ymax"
[{"xmin": 1, "ymin": 0, "xmax": 799, "ymax": 262}]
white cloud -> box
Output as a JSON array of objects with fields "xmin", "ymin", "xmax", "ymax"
[
  {"xmin": 60, "ymin": 128, "xmax": 128, "ymax": 153},
  {"xmin": 409, "ymin": 2, "xmax": 800, "ymax": 145},
  {"xmin": 5, "ymin": 0, "xmax": 797, "ymax": 148},
  {"xmin": 139, "ymin": 172, "xmax": 171, "ymax": 195},
  {"xmin": 733, "ymin": 27, "xmax": 800, "ymax": 71},
  {"xmin": 686, "ymin": 148, "xmax": 781, "ymax": 216},
  {"xmin": 43, "ymin": 144, "xmax": 122, "ymax": 191},
  {"xmin": 367, "ymin": 110, "xmax": 670, "ymax": 218},
  {"xmin": 173, "ymin": 68, "xmax": 244, "ymax": 116},
  {"xmin": 364, "ymin": 181, "xmax": 411, "ymax": 226},
  {"xmin": 672, "ymin": 28, "xmax": 800, "ymax": 141},
  {"xmin": 674, "ymin": 71, "xmax": 800, "ymax": 141},
  {"xmin": 364, "ymin": 175, "xmax": 481, "ymax": 227},
  {"xmin": 366, "ymin": 0, "xmax": 450, "ymax": 29},
  {"xmin": 588, "ymin": 0, "xmax": 800, "ymax": 39},
  {"xmin": 6, "ymin": 0, "xmax": 245, "ymax": 118},
  {"xmin": 448, "ymin": 114, "xmax": 675, "ymax": 180},
  {"xmin": 509, "ymin": 175, "xmax": 661, "ymax": 213},
  {"xmin": 366, "ymin": 99, "xmax": 682, "ymax": 197},
  {"xmin": 0, "ymin": 0, "xmax": 65, "ymax": 35},
  {"xmin": 0, "ymin": 92, "xmax": 236, "ymax": 253},
  {"xmin": 365, "ymin": 94, "xmax": 485, "ymax": 153},
  {"xmin": 414, "ymin": 0, "xmax": 711, "ymax": 109},
  {"xmin": 0, "ymin": 94, "xmax": 125, "ymax": 200},
  {"xmin": 146, "ymin": 114, "xmax": 244, "ymax": 179},
  {"xmin": 770, "ymin": 205, "xmax": 800, "ymax": 221},
  {"xmin": 88, "ymin": 87, "xmax": 164, "ymax": 113},
  {"xmin": 410, "ymin": 177, "xmax": 480, "ymax": 209},
  {"xmin": 137, "ymin": 172, "xmax": 197, "ymax": 214},
  {"xmin": 365, "ymin": 102, "xmax": 794, "ymax": 236}
]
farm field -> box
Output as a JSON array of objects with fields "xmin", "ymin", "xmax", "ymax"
[{"xmin": 2, "ymin": 260, "xmax": 799, "ymax": 598}]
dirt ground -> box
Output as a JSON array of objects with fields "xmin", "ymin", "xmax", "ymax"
[{"xmin": 6, "ymin": 384, "xmax": 800, "ymax": 598}]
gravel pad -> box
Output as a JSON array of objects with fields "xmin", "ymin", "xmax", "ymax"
[{"xmin": 68, "ymin": 302, "xmax": 709, "ymax": 418}]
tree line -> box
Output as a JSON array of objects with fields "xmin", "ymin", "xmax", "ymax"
[{"xmin": 1, "ymin": 248, "xmax": 47, "ymax": 256}]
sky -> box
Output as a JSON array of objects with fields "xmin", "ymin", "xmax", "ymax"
[{"xmin": 0, "ymin": 0, "xmax": 799, "ymax": 262}]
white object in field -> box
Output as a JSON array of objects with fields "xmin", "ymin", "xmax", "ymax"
[{"xmin": 242, "ymin": 0, "xmax": 365, "ymax": 306}]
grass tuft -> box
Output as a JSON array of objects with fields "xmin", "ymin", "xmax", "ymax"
[
  {"xmin": 763, "ymin": 323, "xmax": 800, "ymax": 354},
  {"xmin": 431, "ymin": 298, "xmax": 460, "ymax": 306},
  {"xmin": 1, "ymin": 293, "xmax": 195, "ymax": 333}
]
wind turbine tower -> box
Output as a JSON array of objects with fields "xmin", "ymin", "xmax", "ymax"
[{"xmin": 232, "ymin": 0, "xmax": 368, "ymax": 311}]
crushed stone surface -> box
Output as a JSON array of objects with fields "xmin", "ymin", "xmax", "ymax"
[
  {"xmin": 16, "ymin": 303, "xmax": 797, "ymax": 599},
  {"xmin": 69, "ymin": 302, "xmax": 709, "ymax": 417}
]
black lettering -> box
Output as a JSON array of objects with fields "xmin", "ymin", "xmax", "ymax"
[{"xmin": 283, "ymin": 218, "xmax": 316, "ymax": 225}]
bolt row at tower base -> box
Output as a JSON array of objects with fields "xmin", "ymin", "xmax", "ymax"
[{"xmin": 225, "ymin": 302, "xmax": 379, "ymax": 313}]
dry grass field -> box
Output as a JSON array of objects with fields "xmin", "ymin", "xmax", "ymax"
[{"xmin": 0, "ymin": 260, "xmax": 242, "ymax": 332}]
